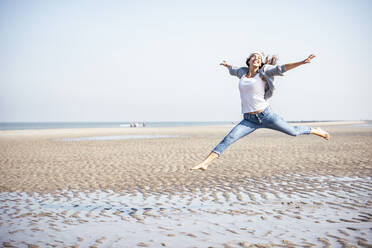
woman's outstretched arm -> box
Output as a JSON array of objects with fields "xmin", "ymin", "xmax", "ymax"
[
  {"xmin": 284, "ymin": 54, "xmax": 316, "ymax": 72},
  {"xmin": 220, "ymin": 60, "xmax": 242, "ymax": 77}
]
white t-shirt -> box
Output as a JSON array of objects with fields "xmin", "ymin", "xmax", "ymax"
[{"xmin": 238, "ymin": 73, "xmax": 269, "ymax": 113}]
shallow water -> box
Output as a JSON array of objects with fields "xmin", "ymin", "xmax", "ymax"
[
  {"xmin": 352, "ymin": 123, "xmax": 372, "ymax": 128},
  {"xmin": 56, "ymin": 134, "xmax": 181, "ymax": 141},
  {"xmin": 1, "ymin": 175, "xmax": 371, "ymax": 247}
]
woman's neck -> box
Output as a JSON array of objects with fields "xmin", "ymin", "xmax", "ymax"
[{"xmin": 247, "ymin": 66, "xmax": 259, "ymax": 77}]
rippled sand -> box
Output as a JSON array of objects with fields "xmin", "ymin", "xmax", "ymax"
[{"xmin": 0, "ymin": 122, "xmax": 371, "ymax": 247}]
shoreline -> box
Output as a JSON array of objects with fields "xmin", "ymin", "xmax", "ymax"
[
  {"xmin": 0, "ymin": 120, "xmax": 368, "ymax": 138},
  {"xmin": 0, "ymin": 120, "xmax": 368, "ymax": 133}
]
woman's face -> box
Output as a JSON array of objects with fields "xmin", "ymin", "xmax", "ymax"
[{"xmin": 249, "ymin": 53, "xmax": 263, "ymax": 67}]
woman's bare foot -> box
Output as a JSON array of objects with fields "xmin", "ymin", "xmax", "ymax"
[
  {"xmin": 189, "ymin": 152, "xmax": 219, "ymax": 172},
  {"xmin": 189, "ymin": 163, "xmax": 209, "ymax": 171},
  {"xmin": 311, "ymin": 127, "xmax": 330, "ymax": 140}
]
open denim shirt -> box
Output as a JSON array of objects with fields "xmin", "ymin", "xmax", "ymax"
[{"xmin": 227, "ymin": 64, "xmax": 286, "ymax": 99}]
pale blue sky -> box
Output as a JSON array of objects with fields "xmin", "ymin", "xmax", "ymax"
[{"xmin": 1, "ymin": 0, "xmax": 371, "ymax": 122}]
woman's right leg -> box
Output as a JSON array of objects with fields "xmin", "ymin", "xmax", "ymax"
[
  {"xmin": 190, "ymin": 119, "xmax": 259, "ymax": 171},
  {"xmin": 212, "ymin": 119, "xmax": 259, "ymax": 155}
]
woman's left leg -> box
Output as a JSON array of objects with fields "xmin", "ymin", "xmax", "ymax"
[
  {"xmin": 263, "ymin": 111, "xmax": 329, "ymax": 139},
  {"xmin": 263, "ymin": 111, "xmax": 310, "ymax": 136}
]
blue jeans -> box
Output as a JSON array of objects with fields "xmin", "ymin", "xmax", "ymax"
[{"xmin": 212, "ymin": 106, "xmax": 311, "ymax": 155}]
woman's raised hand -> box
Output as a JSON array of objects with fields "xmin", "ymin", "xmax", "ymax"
[
  {"xmin": 303, "ymin": 54, "xmax": 316, "ymax": 64},
  {"xmin": 284, "ymin": 55, "xmax": 316, "ymax": 71},
  {"xmin": 220, "ymin": 60, "xmax": 230, "ymax": 67}
]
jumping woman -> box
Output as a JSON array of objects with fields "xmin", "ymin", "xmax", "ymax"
[{"xmin": 190, "ymin": 52, "xmax": 329, "ymax": 171}]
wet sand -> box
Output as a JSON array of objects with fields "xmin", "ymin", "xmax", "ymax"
[{"xmin": 0, "ymin": 122, "xmax": 371, "ymax": 247}]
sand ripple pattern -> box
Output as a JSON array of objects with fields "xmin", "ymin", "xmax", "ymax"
[{"xmin": 0, "ymin": 125, "xmax": 371, "ymax": 194}]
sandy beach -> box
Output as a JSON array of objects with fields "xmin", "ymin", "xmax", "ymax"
[{"xmin": 0, "ymin": 121, "xmax": 371, "ymax": 247}]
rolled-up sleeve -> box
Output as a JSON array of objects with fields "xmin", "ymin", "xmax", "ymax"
[
  {"xmin": 228, "ymin": 66, "xmax": 247, "ymax": 78},
  {"xmin": 264, "ymin": 64, "xmax": 286, "ymax": 77},
  {"xmin": 228, "ymin": 66, "xmax": 240, "ymax": 77}
]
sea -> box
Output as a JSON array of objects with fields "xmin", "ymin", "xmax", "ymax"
[
  {"xmin": 0, "ymin": 121, "xmax": 371, "ymax": 131},
  {"xmin": 0, "ymin": 122, "xmax": 234, "ymax": 131}
]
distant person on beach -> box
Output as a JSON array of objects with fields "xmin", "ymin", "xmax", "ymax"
[{"xmin": 190, "ymin": 52, "xmax": 330, "ymax": 171}]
